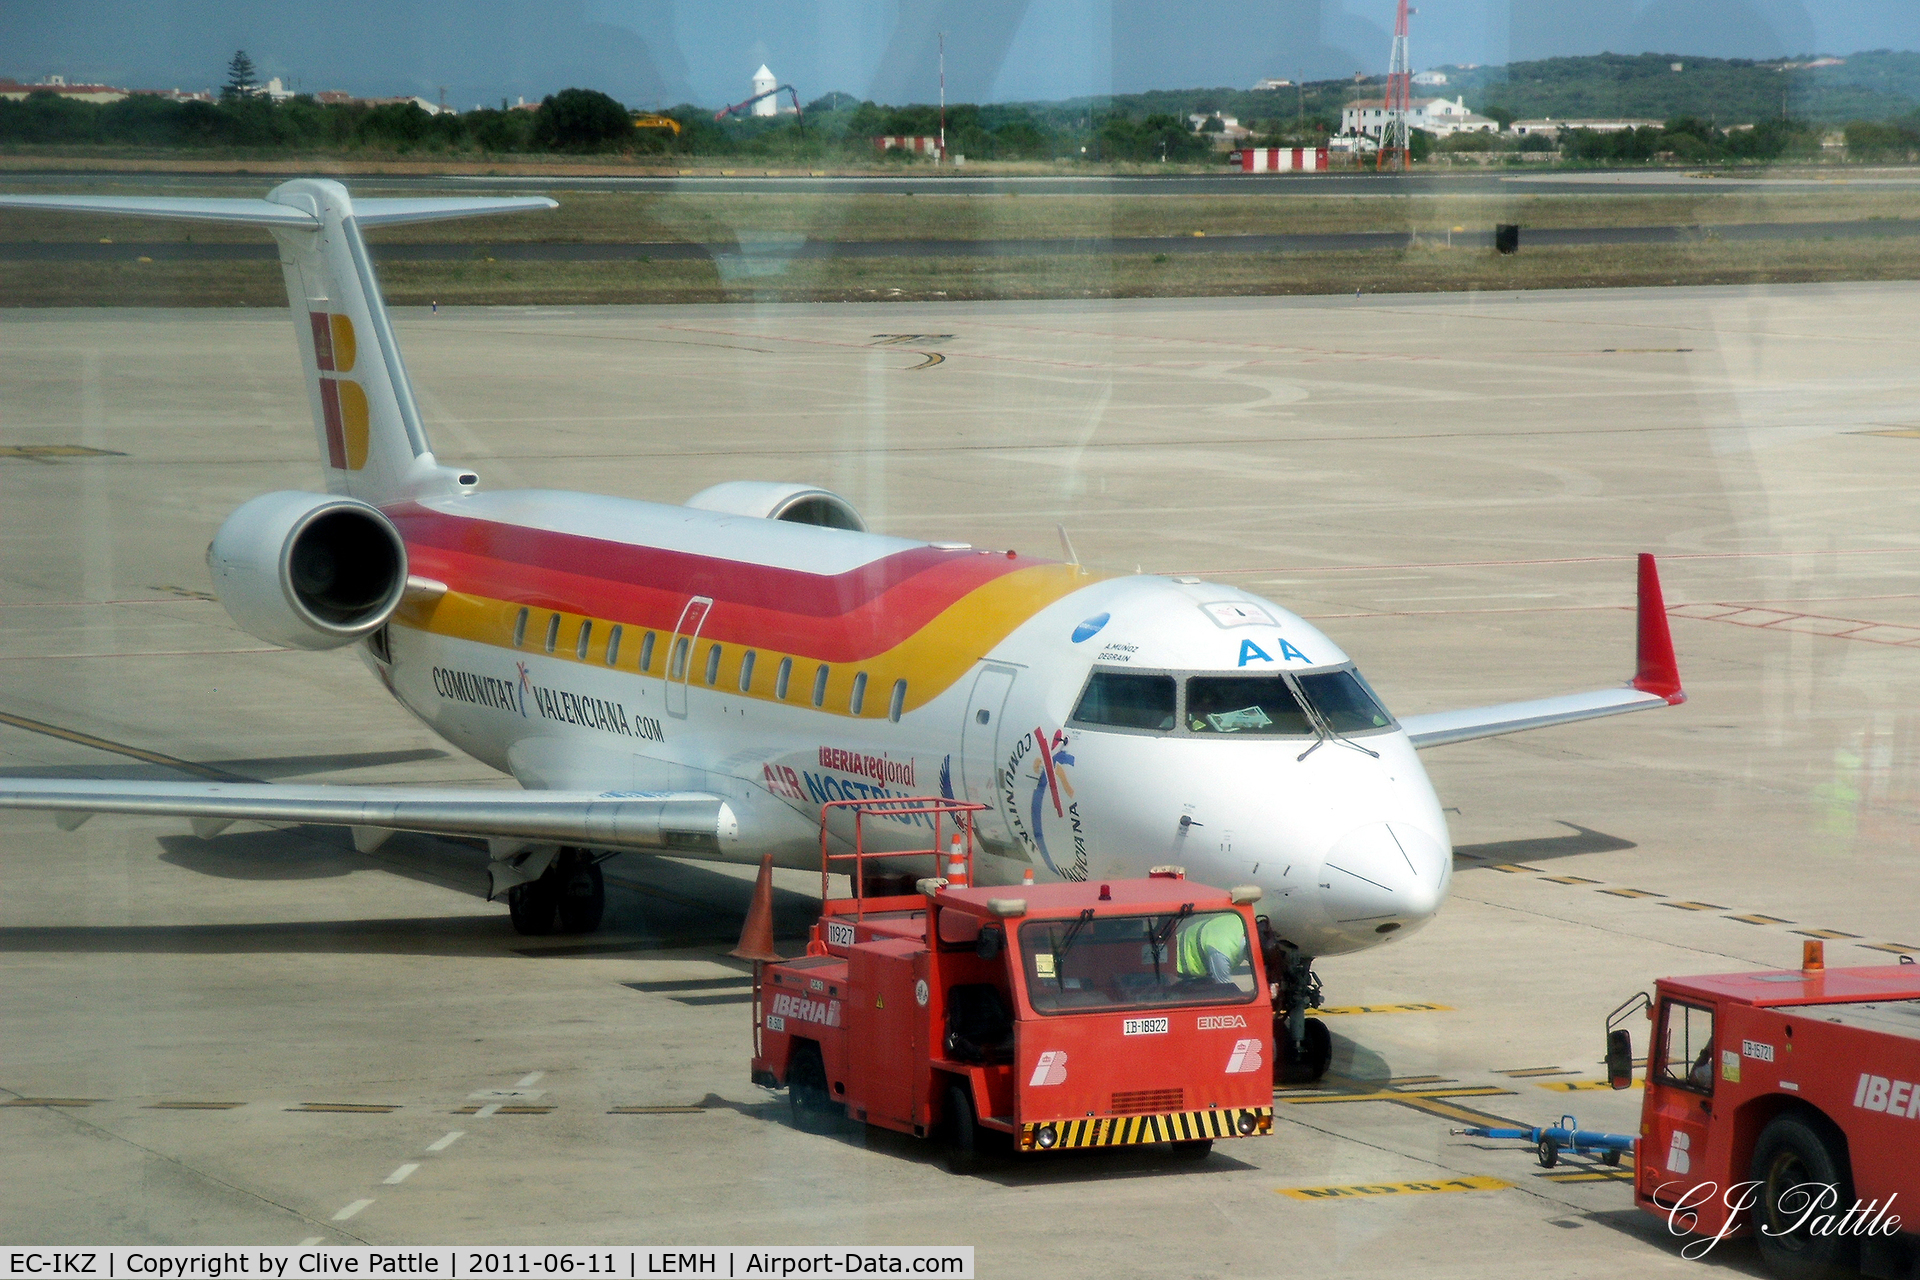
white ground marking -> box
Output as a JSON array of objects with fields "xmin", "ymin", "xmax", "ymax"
[
  {"xmin": 514, "ymin": 1072, "xmax": 544, "ymax": 1087},
  {"xmin": 427, "ymin": 1131, "xmax": 464, "ymax": 1152},
  {"xmin": 332, "ymin": 1200, "xmax": 373, "ymax": 1221},
  {"xmin": 383, "ymin": 1164, "xmax": 419, "ymax": 1185},
  {"xmin": 474, "ymin": 1103, "xmax": 501, "ymax": 1118},
  {"xmin": 298, "ymin": 1239, "xmax": 323, "ymax": 1247}
]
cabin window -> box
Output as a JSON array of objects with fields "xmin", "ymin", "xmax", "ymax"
[
  {"xmin": 704, "ymin": 643, "xmax": 722, "ymax": 686},
  {"xmin": 576, "ymin": 619, "xmax": 592, "ymax": 661},
  {"xmin": 669, "ymin": 636, "xmax": 690, "ymax": 680},
  {"xmin": 1071, "ymin": 671, "xmax": 1177, "ymax": 733},
  {"xmin": 739, "ymin": 650, "xmax": 756, "ymax": 693},
  {"xmin": 775, "ymin": 656, "xmax": 793, "ymax": 700},
  {"xmin": 811, "ymin": 663, "xmax": 830, "ymax": 708},
  {"xmin": 544, "ymin": 613, "xmax": 560, "ymax": 654},
  {"xmin": 512, "ymin": 608, "xmax": 528, "ymax": 648},
  {"xmin": 605, "ymin": 625, "xmax": 622, "ymax": 666},
  {"xmin": 640, "ymin": 630, "xmax": 656, "ymax": 672},
  {"xmin": 888, "ymin": 679, "xmax": 907, "ymax": 723},
  {"xmin": 850, "ymin": 671, "xmax": 868, "ymax": 716},
  {"xmin": 1656, "ymin": 1000, "xmax": 1718, "ymax": 1094}
]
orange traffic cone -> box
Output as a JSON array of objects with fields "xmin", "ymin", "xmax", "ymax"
[
  {"xmin": 944, "ymin": 834, "xmax": 970, "ymax": 888},
  {"xmin": 1022, "ymin": 866, "xmax": 1035, "ymax": 887},
  {"xmin": 730, "ymin": 853, "xmax": 783, "ymax": 963}
]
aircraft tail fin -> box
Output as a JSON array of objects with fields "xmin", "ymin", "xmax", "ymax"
[{"xmin": 0, "ymin": 182, "xmax": 555, "ymax": 504}]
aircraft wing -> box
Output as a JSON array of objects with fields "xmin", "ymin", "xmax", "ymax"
[
  {"xmin": 0, "ymin": 779, "xmax": 735, "ymax": 854},
  {"xmin": 1397, "ymin": 553, "xmax": 1686, "ymax": 750}
]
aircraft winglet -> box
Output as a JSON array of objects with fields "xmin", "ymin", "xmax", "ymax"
[{"xmin": 1631, "ymin": 552, "xmax": 1685, "ymax": 705}]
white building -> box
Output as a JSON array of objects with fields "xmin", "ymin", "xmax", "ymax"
[
  {"xmin": 751, "ymin": 65, "xmax": 779, "ymax": 116},
  {"xmin": 1251, "ymin": 77, "xmax": 1293, "ymax": 90},
  {"xmin": 1188, "ymin": 112, "xmax": 1250, "ymax": 141},
  {"xmin": 1341, "ymin": 95, "xmax": 1497, "ymax": 139},
  {"xmin": 1510, "ymin": 117, "xmax": 1662, "ymax": 138},
  {"xmin": 1411, "ymin": 70, "xmax": 1448, "ymax": 86}
]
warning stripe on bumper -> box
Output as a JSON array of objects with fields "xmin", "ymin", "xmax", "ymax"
[{"xmin": 1018, "ymin": 1106, "xmax": 1273, "ymax": 1151}]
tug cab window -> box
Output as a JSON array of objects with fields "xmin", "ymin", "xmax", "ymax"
[
  {"xmin": 1019, "ymin": 911, "xmax": 1257, "ymax": 1013},
  {"xmin": 1070, "ymin": 671, "xmax": 1175, "ymax": 732},
  {"xmin": 1656, "ymin": 1000, "xmax": 1717, "ymax": 1093}
]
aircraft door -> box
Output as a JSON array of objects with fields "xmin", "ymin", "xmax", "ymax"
[
  {"xmin": 961, "ymin": 664, "xmax": 1017, "ymax": 846},
  {"xmin": 664, "ymin": 596, "xmax": 712, "ymax": 719}
]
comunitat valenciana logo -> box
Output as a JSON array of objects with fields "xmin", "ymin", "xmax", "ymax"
[{"xmin": 1001, "ymin": 727, "xmax": 1087, "ymax": 881}]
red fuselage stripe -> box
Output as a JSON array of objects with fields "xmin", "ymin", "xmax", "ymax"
[{"xmin": 387, "ymin": 506, "xmax": 1035, "ymax": 661}]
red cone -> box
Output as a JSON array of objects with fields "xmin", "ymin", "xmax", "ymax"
[{"xmin": 730, "ymin": 853, "xmax": 783, "ymax": 963}]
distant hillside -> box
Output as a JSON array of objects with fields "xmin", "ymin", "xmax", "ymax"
[{"xmin": 1442, "ymin": 51, "xmax": 1920, "ymax": 125}]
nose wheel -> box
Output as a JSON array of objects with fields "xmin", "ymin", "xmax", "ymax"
[{"xmin": 1268, "ymin": 940, "xmax": 1331, "ymax": 1084}]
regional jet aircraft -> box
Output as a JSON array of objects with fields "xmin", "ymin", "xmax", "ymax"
[{"xmin": 0, "ymin": 182, "xmax": 1684, "ymax": 1077}]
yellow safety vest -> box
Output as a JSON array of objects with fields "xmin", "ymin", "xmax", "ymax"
[{"xmin": 1176, "ymin": 913, "xmax": 1246, "ymax": 977}]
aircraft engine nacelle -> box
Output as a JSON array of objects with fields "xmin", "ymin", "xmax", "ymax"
[
  {"xmin": 683, "ymin": 481, "xmax": 865, "ymax": 532},
  {"xmin": 206, "ymin": 491, "xmax": 409, "ymax": 651}
]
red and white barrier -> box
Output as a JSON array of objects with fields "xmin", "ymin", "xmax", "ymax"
[
  {"xmin": 874, "ymin": 136, "xmax": 945, "ymax": 156},
  {"xmin": 1240, "ymin": 147, "xmax": 1329, "ymax": 172}
]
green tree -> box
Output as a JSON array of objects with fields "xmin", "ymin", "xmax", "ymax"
[
  {"xmin": 533, "ymin": 88, "xmax": 632, "ymax": 150},
  {"xmin": 222, "ymin": 50, "xmax": 257, "ymax": 100}
]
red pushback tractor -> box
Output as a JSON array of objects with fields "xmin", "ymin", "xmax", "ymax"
[
  {"xmin": 1606, "ymin": 943, "xmax": 1920, "ymax": 1279},
  {"xmin": 748, "ymin": 797, "xmax": 1277, "ymax": 1171}
]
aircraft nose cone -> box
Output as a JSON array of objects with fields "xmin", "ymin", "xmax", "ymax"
[{"xmin": 1320, "ymin": 820, "xmax": 1450, "ymax": 931}]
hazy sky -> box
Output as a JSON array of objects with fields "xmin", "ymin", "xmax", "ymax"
[{"xmin": 5, "ymin": 0, "xmax": 1916, "ymax": 109}]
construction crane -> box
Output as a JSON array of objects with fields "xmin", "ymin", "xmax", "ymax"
[
  {"xmin": 630, "ymin": 112, "xmax": 682, "ymax": 136},
  {"xmin": 1377, "ymin": 0, "xmax": 1411, "ymax": 171},
  {"xmin": 714, "ymin": 85, "xmax": 805, "ymax": 136}
]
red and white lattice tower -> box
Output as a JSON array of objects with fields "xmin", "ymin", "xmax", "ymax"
[{"xmin": 1378, "ymin": 0, "xmax": 1412, "ymax": 171}]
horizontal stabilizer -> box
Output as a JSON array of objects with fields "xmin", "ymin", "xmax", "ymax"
[
  {"xmin": 0, "ymin": 779, "xmax": 735, "ymax": 854},
  {"xmin": 0, "ymin": 193, "xmax": 557, "ymax": 228},
  {"xmin": 0, "ymin": 195, "xmax": 321, "ymax": 226}
]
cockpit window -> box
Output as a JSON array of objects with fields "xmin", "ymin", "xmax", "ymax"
[
  {"xmin": 1071, "ymin": 671, "xmax": 1176, "ymax": 732},
  {"xmin": 1186, "ymin": 676, "xmax": 1314, "ymax": 735},
  {"xmin": 1296, "ymin": 670, "xmax": 1393, "ymax": 734}
]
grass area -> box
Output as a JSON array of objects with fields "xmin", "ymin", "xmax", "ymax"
[{"xmin": 10, "ymin": 235, "xmax": 1920, "ymax": 309}]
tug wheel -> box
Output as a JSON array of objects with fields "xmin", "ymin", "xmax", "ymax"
[{"xmin": 1749, "ymin": 1113, "xmax": 1857, "ymax": 1280}]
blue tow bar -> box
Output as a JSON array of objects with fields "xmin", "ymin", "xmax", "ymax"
[{"xmin": 1449, "ymin": 1115, "xmax": 1637, "ymax": 1168}]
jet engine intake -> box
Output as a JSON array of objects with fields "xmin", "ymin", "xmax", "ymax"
[
  {"xmin": 207, "ymin": 491, "xmax": 408, "ymax": 650},
  {"xmin": 683, "ymin": 481, "xmax": 865, "ymax": 532}
]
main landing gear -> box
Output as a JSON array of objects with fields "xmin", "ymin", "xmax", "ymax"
[
  {"xmin": 507, "ymin": 846, "xmax": 607, "ymax": 936},
  {"xmin": 1262, "ymin": 923, "xmax": 1332, "ymax": 1084}
]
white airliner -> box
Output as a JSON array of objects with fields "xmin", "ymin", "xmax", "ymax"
[{"xmin": 0, "ymin": 181, "xmax": 1684, "ymax": 1076}]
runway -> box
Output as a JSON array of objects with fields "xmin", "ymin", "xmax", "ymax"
[
  {"xmin": 4, "ymin": 284, "xmax": 1920, "ymax": 1268},
  {"xmin": 10, "ymin": 165, "xmax": 1920, "ymax": 198},
  {"xmin": 7, "ymin": 216, "xmax": 1917, "ymax": 263}
]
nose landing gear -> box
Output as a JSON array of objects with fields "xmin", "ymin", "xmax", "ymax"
[{"xmin": 1262, "ymin": 923, "xmax": 1331, "ymax": 1083}]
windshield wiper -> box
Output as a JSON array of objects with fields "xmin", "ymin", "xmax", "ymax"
[
  {"xmin": 1052, "ymin": 907, "xmax": 1097, "ymax": 987},
  {"xmin": 1285, "ymin": 674, "xmax": 1379, "ymax": 763},
  {"xmin": 1147, "ymin": 904, "xmax": 1194, "ymax": 982}
]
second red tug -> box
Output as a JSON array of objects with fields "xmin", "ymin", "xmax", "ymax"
[{"xmin": 744, "ymin": 798, "xmax": 1280, "ymax": 1172}]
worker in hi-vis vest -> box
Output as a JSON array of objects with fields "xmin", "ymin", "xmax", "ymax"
[{"xmin": 1176, "ymin": 913, "xmax": 1250, "ymax": 984}]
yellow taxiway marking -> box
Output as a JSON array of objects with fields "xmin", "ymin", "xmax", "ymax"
[
  {"xmin": 1289, "ymin": 1086, "xmax": 1515, "ymax": 1105},
  {"xmin": 609, "ymin": 1105, "xmax": 708, "ymax": 1114},
  {"xmin": 145, "ymin": 1101, "xmax": 244, "ymax": 1110},
  {"xmin": 1308, "ymin": 1002, "xmax": 1454, "ymax": 1016},
  {"xmin": 1726, "ymin": 913, "xmax": 1794, "ymax": 925},
  {"xmin": 1, "ymin": 1098, "xmax": 106, "ymax": 1107},
  {"xmin": 0, "ymin": 444, "xmax": 127, "ymax": 462},
  {"xmin": 1661, "ymin": 901, "xmax": 1728, "ymax": 911},
  {"xmin": 1278, "ymin": 1175, "xmax": 1512, "ymax": 1202},
  {"xmin": 1495, "ymin": 1066, "xmax": 1578, "ymax": 1078},
  {"xmin": 290, "ymin": 1103, "xmax": 400, "ymax": 1114},
  {"xmin": 452, "ymin": 1104, "xmax": 554, "ymax": 1115},
  {"xmin": 1537, "ymin": 1079, "xmax": 1642, "ymax": 1092},
  {"xmin": 1540, "ymin": 875, "xmax": 1601, "ymax": 885},
  {"xmin": 1793, "ymin": 929, "xmax": 1861, "ymax": 939},
  {"xmin": 1600, "ymin": 888, "xmax": 1665, "ymax": 899},
  {"xmin": 1861, "ymin": 941, "xmax": 1920, "ymax": 955}
]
